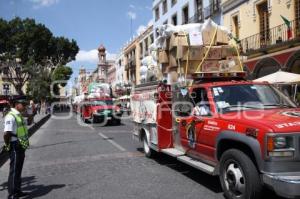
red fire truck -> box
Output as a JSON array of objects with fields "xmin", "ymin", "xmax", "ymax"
[
  {"xmin": 131, "ymin": 72, "xmax": 300, "ymax": 199},
  {"xmin": 81, "ymin": 97, "xmax": 122, "ymax": 125}
]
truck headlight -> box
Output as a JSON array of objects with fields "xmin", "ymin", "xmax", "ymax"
[{"xmin": 267, "ymin": 135, "xmax": 295, "ymax": 157}]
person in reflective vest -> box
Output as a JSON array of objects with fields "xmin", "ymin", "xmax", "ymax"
[{"xmin": 3, "ymin": 100, "xmax": 29, "ymax": 199}]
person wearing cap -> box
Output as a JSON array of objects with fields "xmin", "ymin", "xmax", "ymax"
[{"xmin": 3, "ymin": 100, "xmax": 29, "ymax": 199}]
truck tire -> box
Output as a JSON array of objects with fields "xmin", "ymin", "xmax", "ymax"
[
  {"xmin": 143, "ymin": 135, "xmax": 155, "ymax": 158},
  {"xmin": 219, "ymin": 149, "xmax": 262, "ymax": 199}
]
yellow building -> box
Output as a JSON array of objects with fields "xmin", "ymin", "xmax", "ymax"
[
  {"xmin": 0, "ymin": 74, "xmax": 27, "ymax": 97},
  {"xmin": 222, "ymin": 0, "xmax": 300, "ymax": 78},
  {"xmin": 124, "ymin": 26, "xmax": 154, "ymax": 85}
]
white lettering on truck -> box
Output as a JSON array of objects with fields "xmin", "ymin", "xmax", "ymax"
[{"xmin": 276, "ymin": 121, "xmax": 300, "ymax": 129}]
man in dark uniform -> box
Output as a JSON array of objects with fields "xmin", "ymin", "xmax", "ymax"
[{"xmin": 3, "ymin": 100, "xmax": 29, "ymax": 199}]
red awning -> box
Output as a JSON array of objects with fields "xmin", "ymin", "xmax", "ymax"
[{"xmin": 0, "ymin": 100, "xmax": 9, "ymax": 104}]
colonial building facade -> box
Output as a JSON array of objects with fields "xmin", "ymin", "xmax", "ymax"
[
  {"xmin": 124, "ymin": 25, "xmax": 154, "ymax": 85},
  {"xmin": 222, "ymin": 0, "xmax": 300, "ymax": 78}
]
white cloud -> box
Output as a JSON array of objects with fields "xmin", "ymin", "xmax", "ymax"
[
  {"xmin": 127, "ymin": 11, "xmax": 137, "ymax": 20},
  {"xmin": 75, "ymin": 49, "xmax": 116, "ymax": 63},
  {"xmin": 129, "ymin": 4, "xmax": 135, "ymax": 9},
  {"xmin": 29, "ymin": 0, "xmax": 59, "ymax": 9},
  {"xmin": 136, "ymin": 25, "xmax": 147, "ymax": 35}
]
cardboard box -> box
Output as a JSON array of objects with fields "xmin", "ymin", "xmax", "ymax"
[
  {"xmin": 158, "ymin": 50, "xmax": 169, "ymax": 64},
  {"xmin": 202, "ymin": 60, "xmax": 220, "ymax": 72},
  {"xmin": 202, "ymin": 28, "xmax": 229, "ymax": 45},
  {"xmin": 162, "ymin": 38, "xmax": 170, "ymax": 50},
  {"xmin": 216, "ymin": 28, "xmax": 229, "ymax": 45},
  {"xmin": 221, "ymin": 45, "xmax": 238, "ymax": 58},
  {"xmin": 183, "ymin": 46, "xmax": 204, "ymax": 61},
  {"xmin": 219, "ymin": 57, "xmax": 243, "ymax": 72},
  {"xmin": 169, "ymin": 32, "xmax": 189, "ymax": 50},
  {"xmin": 169, "ymin": 49, "xmax": 178, "ymax": 67},
  {"xmin": 204, "ymin": 46, "xmax": 222, "ymax": 60},
  {"xmin": 161, "ymin": 63, "xmax": 169, "ymax": 74},
  {"xmin": 202, "ymin": 26, "xmax": 217, "ymax": 45},
  {"xmin": 168, "ymin": 46, "xmax": 185, "ymax": 62},
  {"xmin": 180, "ymin": 61, "xmax": 200, "ymax": 74},
  {"xmin": 167, "ymin": 70, "xmax": 179, "ymax": 84}
]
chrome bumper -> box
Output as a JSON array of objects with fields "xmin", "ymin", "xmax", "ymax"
[{"xmin": 263, "ymin": 172, "xmax": 300, "ymax": 198}]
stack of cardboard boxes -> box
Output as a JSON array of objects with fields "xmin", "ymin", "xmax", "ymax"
[{"xmin": 158, "ymin": 26, "xmax": 243, "ymax": 77}]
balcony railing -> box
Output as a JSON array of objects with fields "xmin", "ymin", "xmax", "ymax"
[
  {"xmin": 240, "ymin": 18, "xmax": 300, "ymax": 55},
  {"xmin": 204, "ymin": 1, "xmax": 220, "ymax": 19},
  {"xmin": 189, "ymin": 10, "xmax": 204, "ymax": 23}
]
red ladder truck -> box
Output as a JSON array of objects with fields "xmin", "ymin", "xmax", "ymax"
[{"xmin": 131, "ymin": 72, "xmax": 300, "ymax": 199}]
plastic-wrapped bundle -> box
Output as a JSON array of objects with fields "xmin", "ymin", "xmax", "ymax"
[{"xmin": 157, "ymin": 23, "xmax": 203, "ymax": 37}]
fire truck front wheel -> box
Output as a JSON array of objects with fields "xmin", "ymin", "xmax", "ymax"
[
  {"xmin": 142, "ymin": 134, "xmax": 155, "ymax": 158},
  {"xmin": 219, "ymin": 149, "xmax": 262, "ymax": 199}
]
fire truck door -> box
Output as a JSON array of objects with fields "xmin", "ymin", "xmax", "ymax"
[{"xmin": 179, "ymin": 116, "xmax": 205, "ymax": 151}]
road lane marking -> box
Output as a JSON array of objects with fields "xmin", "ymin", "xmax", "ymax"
[
  {"xmin": 27, "ymin": 152, "xmax": 143, "ymax": 168},
  {"xmin": 98, "ymin": 132, "xmax": 127, "ymax": 152}
]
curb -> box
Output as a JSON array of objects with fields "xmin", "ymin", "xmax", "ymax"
[{"xmin": 0, "ymin": 114, "xmax": 51, "ymax": 167}]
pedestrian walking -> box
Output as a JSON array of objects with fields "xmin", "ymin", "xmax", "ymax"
[
  {"xmin": 3, "ymin": 100, "xmax": 30, "ymax": 199},
  {"xmin": 36, "ymin": 103, "xmax": 41, "ymax": 114}
]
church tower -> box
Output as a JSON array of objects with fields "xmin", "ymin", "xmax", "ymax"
[{"xmin": 98, "ymin": 44, "xmax": 108, "ymax": 83}]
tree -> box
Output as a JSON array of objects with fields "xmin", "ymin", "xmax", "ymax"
[{"xmin": 0, "ymin": 17, "xmax": 79, "ymax": 97}]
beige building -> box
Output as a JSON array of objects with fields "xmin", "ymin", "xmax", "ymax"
[
  {"xmin": 222, "ymin": 0, "xmax": 300, "ymax": 78},
  {"xmin": 124, "ymin": 26, "xmax": 154, "ymax": 85}
]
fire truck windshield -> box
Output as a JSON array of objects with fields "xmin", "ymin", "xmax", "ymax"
[{"xmin": 212, "ymin": 84, "xmax": 296, "ymax": 113}]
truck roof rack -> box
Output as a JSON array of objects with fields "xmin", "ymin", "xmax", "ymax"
[{"xmin": 191, "ymin": 71, "xmax": 246, "ymax": 79}]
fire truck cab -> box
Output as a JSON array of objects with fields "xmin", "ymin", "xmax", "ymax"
[{"xmin": 132, "ymin": 73, "xmax": 300, "ymax": 199}]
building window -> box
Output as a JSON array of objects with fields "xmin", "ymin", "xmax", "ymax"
[
  {"xmin": 150, "ymin": 34, "xmax": 154, "ymax": 44},
  {"xmin": 257, "ymin": 1, "xmax": 270, "ymax": 47},
  {"xmin": 296, "ymin": 0, "xmax": 300, "ymax": 35},
  {"xmin": 172, "ymin": 14, "xmax": 178, "ymax": 25},
  {"xmin": 163, "ymin": 20, "xmax": 168, "ymax": 25},
  {"xmin": 3, "ymin": 84, "xmax": 10, "ymax": 95},
  {"xmin": 155, "ymin": 28, "xmax": 159, "ymax": 38},
  {"xmin": 155, "ymin": 7, "xmax": 160, "ymax": 21},
  {"xmin": 232, "ymin": 15, "xmax": 239, "ymax": 39},
  {"xmin": 145, "ymin": 40, "xmax": 148, "ymax": 54},
  {"xmin": 171, "ymin": 0, "xmax": 177, "ymax": 7},
  {"xmin": 182, "ymin": 5, "xmax": 189, "ymax": 25},
  {"xmin": 195, "ymin": 0, "xmax": 203, "ymax": 22},
  {"xmin": 162, "ymin": 0, "xmax": 168, "ymax": 14},
  {"xmin": 140, "ymin": 43, "xmax": 143, "ymax": 58},
  {"xmin": 212, "ymin": 0, "xmax": 220, "ymax": 12}
]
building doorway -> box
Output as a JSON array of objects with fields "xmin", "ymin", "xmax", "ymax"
[
  {"xmin": 233, "ymin": 15, "xmax": 239, "ymax": 39},
  {"xmin": 254, "ymin": 57, "xmax": 281, "ymax": 78},
  {"xmin": 296, "ymin": 0, "xmax": 300, "ymax": 36},
  {"xmin": 257, "ymin": 1, "xmax": 270, "ymax": 48}
]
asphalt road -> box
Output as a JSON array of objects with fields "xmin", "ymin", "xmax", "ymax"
[{"xmin": 0, "ymin": 112, "xmax": 283, "ymax": 199}]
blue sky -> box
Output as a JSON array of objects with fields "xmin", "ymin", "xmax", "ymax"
[{"xmin": 0, "ymin": 0, "xmax": 153, "ymax": 81}]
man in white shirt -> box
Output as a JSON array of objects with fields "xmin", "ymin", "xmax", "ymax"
[
  {"xmin": 193, "ymin": 90, "xmax": 211, "ymax": 117},
  {"xmin": 3, "ymin": 100, "xmax": 29, "ymax": 199}
]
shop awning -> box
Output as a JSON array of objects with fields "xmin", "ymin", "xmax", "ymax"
[{"xmin": 254, "ymin": 71, "xmax": 300, "ymax": 83}]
